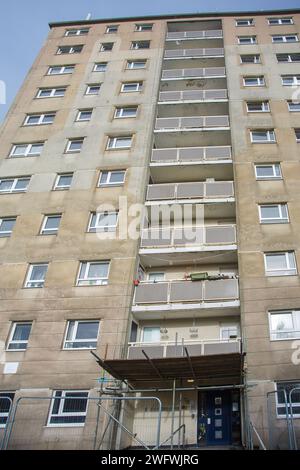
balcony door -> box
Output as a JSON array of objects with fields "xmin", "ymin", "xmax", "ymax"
[{"xmin": 142, "ymin": 327, "xmax": 160, "ymax": 342}]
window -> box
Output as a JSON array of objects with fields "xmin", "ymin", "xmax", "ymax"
[
  {"xmin": 264, "ymin": 251, "xmax": 297, "ymax": 276},
  {"xmin": 0, "ymin": 177, "xmax": 30, "ymax": 193},
  {"xmin": 135, "ymin": 23, "xmax": 153, "ymax": 31},
  {"xmin": 24, "ymin": 113, "xmax": 55, "ymax": 126},
  {"xmin": 65, "ymin": 28, "xmax": 89, "ymax": 36},
  {"xmin": 85, "ymin": 84, "xmax": 101, "ymax": 95},
  {"xmin": 25, "ymin": 263, "xmax": 48, "ymax": 288},
  {"xmin": 287, "ymin": 101, "xmax": 300, "ymax": 112},
  {"xmin": 0, "ymin": 217, "xmax": 16, "ymax": 237},
  {"xmin": 276, "ymin": 382, "xmax": 300, "ymax": 418},
  {"xmin": 277, "ymin": 53, "xmax": 300, "ymax": 63},
  {"xmin": 243, "ymin": 76, "xmax": 265, "ymax": 86},
  {"xmin": 47, "ymin": 391, "xmax": 89, "ymax": 426},
  {"xmin": 250, "ymin": 130, "xmax": 276, "ymax": 143},
  {"xmin": 93, "ymin": 62, "xmax": 107, "ymax": 72},
  {"xmin": 295, "ymin": 129, "xmax": 300, "ymax": 142},
  {"xmin": 0, "ymin": 393, "xmax": 15, "ymax": 428},
  {"xmin": 126, "ymin": 60, "xmax": 147, "ymax": 69},
  {"xmin": 238, "ymin": 36, "xmax": 257, "ymax": 44},
  {"xmin": 36, "ymin": 88, "xmax": 66, "ymax": 98},
  {"xmin": 106, "ymin": 25, "xmax": 118, "ymax": 33},
  {"xmin": 88, "ymin": 212, "xmax": 118, "ymax": 232},
  {"xmin": 272, "ymin": 34, "xmax": 298, "ymax": 43},
  {"xmin": 255, "ymin": 163, "xmax": 282, "ymax": 180},
  {"xmin": 268, "ymin": 17, "xmax": 293, "ymax": 25},
  {"xmin": 131, "ymin": 40, "xmax": 150, "ymax": 49},
  {"xmin": 240, "ymin": 54, "xmax": 261, "ymax": 64},
  {"xmin": 47, "ymin": 65, "xmax": 75, "ymax": 75},
  {"xmin": 236, "ymin": 19, "xmax": 254, "ymax": 26},
  {"xmin": 114, "ymin": 107, "xmax": 137, "ymax": 118},
  {"xmin": 7, "ymin": 322, "xmax": 32, "ymax": 350},
  {"xmin": 100, "ymin": 42, "xmax": 113, "ymax": 51},
  {"xmin": 40, "ymin": 214, "xmax": 62, "ymax": 235},
  {"xmin": 259, "ymin": 204, "xmax": 289, "ymax": 224},
  {"xmin": 121, "ymin": 81, "xmax": 143, "ymax": 92},
  {"xmin": 107, "ymin": 136, "xmax": 132, "ymax": 149},
  {"xmin": 282, "ymin": 75, "xmax": 300, "ymax": 86},
  {"xmin": 269, "ymin": 310, "xmax": 300, "ymax": 340},
  {"xmin": 220, "ymin": 325, "xmax": 239, "ymax": 340},
  {"xmin": 10, "ymin": 142, "xmax": 44, "ymax": 157},
  {"xmin": 76, "ymin": 109, "xmax": 92, "ymax": 122},
  {"xmin": 66, "ymin": 138, "xmax": 84, "ymax": 153},
  {"xmin": 148, "ymin": 272, "xmax": 165, "ymax": 282},
  {"xmin": 77, "ymin": 261, "xmax": 110, "ymax": 286},
  {"xmin": 247, "ymin": 101, "xmax": 270, "ymax": 112},
  {"xmin": 64, "ymin": 320, "xmax": 100, "ymax": 349},
  {"xmin": 54, "ymin": 173, "xmax": 73, "ymax": 190},
  {"xmin": 57, "ymin": 45, "xmax": 83, "ymax": 55},
  {"xmin": 98, "ymin": 170, "xmax": 126, "ymax": 187},
  {"xmin": 143, "ymin": 327, "xmax": 160, "ymax": 343}
]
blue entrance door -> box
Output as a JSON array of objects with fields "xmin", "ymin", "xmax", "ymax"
[{"xmin": 198, "ymin": 390, "xmax": 232, "ymax": 446}]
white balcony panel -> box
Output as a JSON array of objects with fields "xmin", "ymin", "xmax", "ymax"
[
  {"xmin": 164, "ymin": 48, "xmax": 224, "ymax": 58},
  {"xmin": 158, "ymin": 89, "xmax": 227, "ymax": 102},
  {"xmin": 161, "ymin": 67, "xmax": 226, "ymax": 79},
  {"xmin": 146, "ymin": 181, "xmax": 233, "ymax": 200},
  {"xmin": 155, "ymin": 115, "xmax": 229, "ymax": 130},
  {"xmin": 166, "ymin": 30, "xmax": 223, "ymax": 40}
]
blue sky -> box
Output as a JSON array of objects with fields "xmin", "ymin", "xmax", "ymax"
[{"xmin": 0, "ymin": 0, "xmax": 299, "ymax": 121}]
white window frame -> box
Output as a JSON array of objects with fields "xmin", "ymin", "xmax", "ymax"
[
  {"xmin": 98, "ymin": 170, "xmax": 126, "ymax": 187},
  {"xmin": 243, "ymin": 76, "xmax": 265, "ymax": 87},
  {"xmin": 36, "ymin": 88, "xmax": 66, "ymax": 98},
  {"xmin": 220, "ymin": 324, "xmax": 240, "ymax": 340},
  {"xmin": 88, "ymin": 212, "xmax": 119, "ymax": 232},
  {"xmin": 57, "ymin": 45, "xmax": 83, "ymax": 55},
  {"xmin": 240, "ymin": 54, "xmax": 261, "ymax": 64},
  {"xmin": 47, "ymin": 65, "xmax": 75, "ymax": 75},
  {"xmin": 250, "ymin": 130, "xmax": 276, "ymax": 143},
  {"xmin": 25, "ymin": 263, "xmax": 48, "ymax": 288},
  {"xmin": 6, "ymin": 322, "xmax": 32, "ymax": 351},
  {"xmin": 10, "ymin": 142, "xmax": 44, "ymax": 157},
  {"xmin": 148, "ymin": 272, "xmax": 165, "ymax": 282},
  {"xmin": 264, "ymin": 251, "xmax": 297, "ymax": 277},
  {"xmin": 269, "ymin": 310, "xmax": 300, "ymax": 341},
  {"xmin": 268, "ymin": 17, "xmax": 294, "ymax": 25},
  {"xmin": 65, "ymin": 28, "xmax": 89, "ymax": 36},
  {"xmin": 255, "ymin": 163, "xmax": 282, "ymax": 180},
  {"xmin": 0, "ymin": 177, "xmax": 30, "ymax": 194},
  {"xmin": 54, "ymin": 174, "xmax": 73, "ymax": 190},
  {"xmin": 126, "ymin": 60, "xmax": 147, "ymax": 69},
  {"xmin": 121, "ymin": 82, "xmax": 142, "ymax": 93},
  {"xmin": 259, "ymin": 203, "xmax": 289, "ymax": 224},
  {"xmin": 235, "ymin": 19, "xmax": 254, "ymax": 26},
  {"xmin": 281, "ymin": 75, "xmax": 300, "ymax": 86},
  {"xmin": 107, "ymin": 136, "xmax": 133, "ymax": 149},
  {"xmin": 100, "ymin": 42, "xmax": 114, "ymax": 52},
  {"xmin": 40, "ymin": 214, "xmax": 62, "ymax": 235},
  {"xmin": 85, "ymin": 84, "xmax": 101, "ymax": 95},
  {"xmin": 106, "ymin": 25, "xmax": 118, "ymax": 34},
  {"xmin": 66, "ymin": 139, "xmax": 84, "ymax": 153},
  {"xmin": 114, "ymin": 107, "xmax": 137, "ymax": 118},
  {"xmin": 296, "ymin": 129, "xmax": 300, "ymax": 143},
  {"xmin": 135, "ymin": 23, "xmax": 153, "ymax": 32},
  {"xmin": 47, "ymin": 390, "xmax": 89, "ymax": 427},
  {"xmin": 131, "ymin": 40, "xmax": 150, "ymax": 50},
  {"xmin": 0, "ymin": 217, "xmax": 16, "ymax": 237},
  {"xmin": 247, "ymin": 101, "xmax": 270, "ymax": 112},
  {"xmin": 272, "ymin": 34, "xmax": 298, "ymax": 43},
  {"xmin": 24, "ymin": 114, "xmax": 55, "ymax": 126},
  {"xmin": 0, "ymin": 393, "xmax": 15, "ymax": 428},
  {"xmin": 277, "ymin": 54, "xmax": 300, "ymax": 63},
  {"xmin": 142, "ymin": 326, "xmax": 161, "ymax": 343},
  {"xmin": 238, "ymin": 36, "xmax": 257, "ymax": 44},
  {"xmin": 93, "ymin": 62, "xmax": 107, "ymax": 72},
  {"xmin": 63, "ymin": 320, "xmax": 100, "ymax": 350},
  {"xmin": 75, "ymin": 109, "xmax": 93, "ymax": 122},
  {"xmin": 287, "ymin": 101, "xmax": 300, "ymax": 112},
  {"xmin": 275, "ymin": 382, "xmax": 300, "ymax": 419},
  {"xmin": 77, "ymin": 261, "xmax": 110, "ymax": 286}
]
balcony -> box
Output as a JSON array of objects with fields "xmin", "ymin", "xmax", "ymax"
[
  {"xmin": 132, "ymin": 279, "xmax": 240, "ymax": 319},
  {"xmin": 166, "ymin": 30, "xmax": 223, "ymax": 40},
  {"xmin": 155, "ymin": 115, "xmax": 229, "ymax": 131},
  {"xmin": 152, "ymin": 146, "xmax": 231, "ymax": 163},
  {"xmin": 161, "ymin": 67, "xmax": 226, "ymax": 80},
  {"xmin": 146, "ymin": 181, "xmax": 234, "ymax": 201},
  {"xmin": 164, "ymin": 48, "xmax": 224, "ymax": 59},
  {"xmin": 158, "ymin": 89, "xmax": 227, "ymax": 103},
  {"xmin": 127, "ymin": 338, "xmax": 241, "ymax": 360}
]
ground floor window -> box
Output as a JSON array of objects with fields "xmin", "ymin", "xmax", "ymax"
[
  {"xmin": 47, "ymin": 390, "xmax": 89, "ymax": 426},
  {"xmin": 276, "ymin": 381, "xmax": 300, "ymax": 417},
  {"xmin": 0, "ymin": 392, "xmax": 15, "ymax": 427}
]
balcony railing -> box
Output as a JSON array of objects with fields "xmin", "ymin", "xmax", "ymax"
[
  {"xmin": 159, "ymin": 89, "xmax": 227, "ymax": 102},
  {"xmin": 151, "ymin": 146, "xmax": 232, "ymax": 163},
  {"xmin": 133, "ymin": 278, "xmax": 239, "ymax": 305},
  {"xmin": 146, "ymin": 181, "xmax": 234, "ymax": 200},
  {"xmin": 162, "ymin": 67, "xmax": 226, "ymax": 80},
  {"xmin": 140, "ymin": 225, "xmax": 236, "ymax": 248},
  {"xmin": 128, "ymin": 338, "xmax": 241, "ymax": 360},
  {"xmin": 166, "ymin": 30, "xmax": 223, "ymax": 40},
  {"xmin": 155, "ymin": 116, "xmax": 229, "ymax": 130},
  {"xmin": 164, "ymin": 48, "xmax": 224, "ymax": 58}
]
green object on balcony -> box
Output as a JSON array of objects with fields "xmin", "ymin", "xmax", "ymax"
[{"xmin": 190, "ymin": 272, "xmax": 209, "ymax": 281}]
